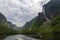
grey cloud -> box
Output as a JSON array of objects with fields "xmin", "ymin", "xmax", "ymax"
[{"xmin": 0, "ymin": 0, "xmax": 50, "ymax": 27}]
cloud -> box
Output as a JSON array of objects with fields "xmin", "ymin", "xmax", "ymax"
[{"xmin": 0, "ymin": 0, "xmax": 50, "ymax": 27}]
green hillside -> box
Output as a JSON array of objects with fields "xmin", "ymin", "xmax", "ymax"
[
  {"xmin": 0, "ymin": 13, "xmax": 19, "ymax": 40},
  {"xmin": 22, "ymin": 13, "xmax": 47, "ymax": 33},
  {"xmin": 22, "ymin": 14, "xmax": 60, "ymax": 40},
  {"xmin": 0, "ymin": 13, "xmax": 19, "ymax": 34},
  {"xmin": 0, "ymin": 22, "xmax": 18, "ymax": 34}
]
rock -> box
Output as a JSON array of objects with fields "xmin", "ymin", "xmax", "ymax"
[
  {"xmin": 0, "ymin": 13, "xmax": 7, "ymax": 22},
  {"xmin": 23, "ymin": 12, "xmax": 47, "ymax": 28},
  {"xmin": 38, "ymin": 12, "xmax": 47, "ymax": 21},
  {"xmin": 43, "ymin": 0, "xmax": 60, "ymax": 19}
]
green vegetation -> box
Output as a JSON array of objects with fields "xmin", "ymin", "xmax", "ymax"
[
  {"xmin": 0, "ymin": 22, "xmax": 22, "ymax": 40},
  {"xmin": 0, "ymin": 13, "xmax": 20, "ymax": 34},
  {"xmin": 0, "ymin": 13, "xmax": 21, "ymax": 40},
  {"xmin": 22, "ymin": 14, "xmax": 60, "ymax": 40},
  {"xmin": 0, "ymin": 22, "xmax": 19, "ymax": 40},
  {"xmin": 0, "ymin": 22, "xmax": 19, "ymax": 34}
]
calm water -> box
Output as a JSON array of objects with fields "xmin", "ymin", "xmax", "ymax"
[{"xmin": 4, "ymin": 34, "xmax": 40, "ymax": 40}]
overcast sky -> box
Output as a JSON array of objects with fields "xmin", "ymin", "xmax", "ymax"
[{"xmin": 0, "ymin": 0, "xmax": 50, "ymax": 27}]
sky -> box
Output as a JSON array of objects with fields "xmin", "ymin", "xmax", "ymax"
[{"xmin": 0, "ymin": 0, "xmax": 50, "ymax": 27}]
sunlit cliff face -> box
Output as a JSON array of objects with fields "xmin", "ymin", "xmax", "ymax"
[{"xmin": 0, "ymin": 0, "xmax": 49, "ymax": 27}]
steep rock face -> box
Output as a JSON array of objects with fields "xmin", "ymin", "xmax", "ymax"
[
  {"xmin": 38, "ymin": 12, "xmax": 47, "ymax": 22},
  {"xmin": 35, "ymin": 12, "xmax": 47, "ymax": 26},
  {"xmin": 0, "ymin": 13, "xmax": 7, "ymax": 22},
  {"xmin": 43, "ymin": 0, "xmax": 60, "ymax": 19},
  {"xmin": 23, "ymin": 12, "xmax": 47, "ymax": 28}
]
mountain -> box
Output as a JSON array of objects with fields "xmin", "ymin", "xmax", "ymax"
[
  {"xmin": 0, "ymin": 13, "xmax": 7, "ymax": 22},
  {"xmin": 22, "ymin": 0, "xmax": 60, "ymax": 40},
  {"xmin": 0, "ymin": 13, "xmax": 19, "ymax": 34},
  {"xmin": 29, "ymin": 12, "xmax": 47, "ymax": 27},
  {"xmin": 43, "ymin": 0, "xmax": 60, "ymax": 19},
  {"xmin": 23, "ymin": 12, "xmax": 47, "ymax": 28},
  {"xmin": 39, "ymin": 14, "xmax": 60, "ymax": 40},
  {"xmin": 22, "ymin": 12, "xmax": 47, "ymax": 33},
  {"xmin": 23, "ymin": 22, "xmax": 31, "ymax": 29},
  {"xmin": 7, "ymin": 21, "xmax": 13, "ymax": 27},
  {"xmin": 12, "ymin": 24, "xmax": 22, "ymax": 30}
]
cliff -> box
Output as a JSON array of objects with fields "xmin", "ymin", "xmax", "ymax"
[
  {"xmin": 23, "ymin": 0, "xmax": 60, "ymax": 29},
  {"xmin": 43, "ymin": 0, "xmax": 60, "ymax": 19},
  {"xmin": 22, "ymin": 0, "xmax": 60, "ymax": 40}
]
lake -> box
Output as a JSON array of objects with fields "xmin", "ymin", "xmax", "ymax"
[{"xmin": 3, "ymin": 34, "xmax": 41, "ymax": 40}]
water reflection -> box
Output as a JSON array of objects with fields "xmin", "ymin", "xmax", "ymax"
[{"xmin": 4, "ymin": 34, "xmax": 40, "ymax": 40}]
